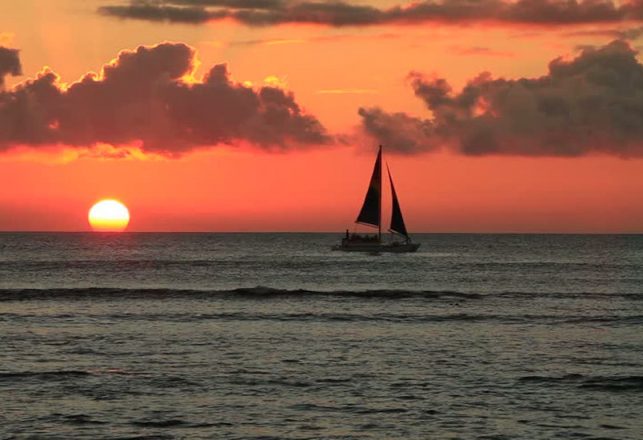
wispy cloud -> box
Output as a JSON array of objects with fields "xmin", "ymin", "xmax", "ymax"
[
  {"xmin": 449, "ymin": 45, "xmax": 515, "ymax": 57},
  {"xmin": 230, "ymin": 37, "xmax": 308, "ymax": 46},
  {"xmin": 563, "ymin": 25, "xmax": 643, "ymax": 40},
  {"xmin": 216, "ymin": 32, "xmax": 401, "ymax": 47}
]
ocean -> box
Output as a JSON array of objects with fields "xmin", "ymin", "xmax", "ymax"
[{"xmin": 1, "ymin": 232, "xmax": 642, "ymax": 439}]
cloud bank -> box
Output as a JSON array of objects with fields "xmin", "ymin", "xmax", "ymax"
[
  {"xmin": 0, "ymin": 43, "xmax": 329, "ymax": 154},
  {"xmin": 99, "ymin": 0, "xmax": 643, "ymax": 27},
  {"xmin": 359, "ymin": 40, "xmax": 643, "ymax": 156},
  {"xmin": 2, "ymin": 39, "xmax": 640, "ymax": 158}
]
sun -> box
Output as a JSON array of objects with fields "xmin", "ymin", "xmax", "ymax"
[{"xmin": 88, "ymin": 199, "xmax": 130, "ymax": 232}]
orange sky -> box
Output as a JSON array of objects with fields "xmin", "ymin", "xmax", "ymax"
[{"xmin": 0, "ymin": 0, "xmax": 642, "ymax": 232}]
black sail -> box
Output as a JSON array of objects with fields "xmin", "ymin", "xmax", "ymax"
[
  {"xmin": 355, "ymin": 146, "xmax": 382, "ymax": 228},
  {"xmin": 388, "ymin": 166, "xmax": 408, "ymax": 237}
]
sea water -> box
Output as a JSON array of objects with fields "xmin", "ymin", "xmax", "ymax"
[{"xmin": 0, "ymin": 233, "xmax": 642, "ymax": 439}]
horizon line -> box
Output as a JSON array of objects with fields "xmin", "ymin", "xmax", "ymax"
[{"xmin": 0, "ymin": 230, "xmax": 641, "ymax": 235}]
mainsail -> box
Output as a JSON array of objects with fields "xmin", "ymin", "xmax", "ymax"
[
  {"xmin": 355, "ymin": 146, "xmax": 382, "ymax": 228},
  {"xmin": 387, "ymin": 165, "xmax": 408, "ymax": 237}
]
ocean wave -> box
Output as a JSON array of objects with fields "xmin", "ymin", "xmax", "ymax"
[
  {"xmin": 54, "ymin": 413, "xmax": 108, "ymax": 426},
  {"xmin": 97, "ymin": 311, "xmax": 643, "ymax": 325},
  {"xmin": 131, "ymin": 419, "xmax": 189, "ymax": 428},
  {"xmin": 0, "ymin": 286, "xmax": 482, "ymax": 301},
  {"xmin": 0, "ymin": 370, "xmax": 92, "ymax": 381},
  {"xmin": 0, "ymin": 368, "xmax": 139, "ymax": 382},
  {"xmin": 3, "ymin": 309, "xmax": 641, "ymax": 326},
  {"xmin": 0, "ymin": 286, "xmax": 641, "ymax": 301},
  {"xmin": 487, "ymin": 291, "xmax": 643, "ymax": 300},
  {"xmin": 518, "ymin": 374, "xmax": 643, "ymax": 392}
]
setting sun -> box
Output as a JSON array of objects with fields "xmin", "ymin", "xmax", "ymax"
[{"xmin": 88, "ymin": 199, "xmax": 130, "ymax": 232}]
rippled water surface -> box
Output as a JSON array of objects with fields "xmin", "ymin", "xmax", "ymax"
[{"xmin": 1, "ymin": 233, "xmax": 642, "ymax": 439}]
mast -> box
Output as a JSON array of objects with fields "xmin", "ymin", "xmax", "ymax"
[{"xmin": 378, "ymin": 145, "xmax": 382, "ymax": 242}]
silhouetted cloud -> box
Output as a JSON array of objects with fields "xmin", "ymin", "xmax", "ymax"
[
  {"xmin": 99, "ymin": 0, "xmax": 643, "ymax": 26},
  {"xmin": 0, "ymin": 42, "xmax": 329, "ymax": 154},
  {"xmin": 0, "ymin": 47, "xmax": 21, "ymax": 88},
  {"xmin": 358, "ymin": 108, "xmax": 438, "ymax": 154},
  {"xmin": 170, "ymin": 0, "xmax": 286, "ymax": 9},
  {"xmin": 359, "ymin": 40, "xmax": 643, "ymax": 156},
  {"xmin": 99, "ymin": 4, "xmax": 212, "ymax": 23}
]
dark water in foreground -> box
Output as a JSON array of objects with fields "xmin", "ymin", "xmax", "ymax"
[{"xmin": 0, "ymin": 233, "xmax": 642, "ymax": 439}]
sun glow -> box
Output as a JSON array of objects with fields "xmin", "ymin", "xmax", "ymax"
[{"xmin": 88, "ymin": 199, "xmax": 130, "ymax": 232}]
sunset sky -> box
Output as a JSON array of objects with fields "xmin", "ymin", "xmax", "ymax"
[{"xmin": 0, "ymin": 0, "xmax": 642, "ymax": 232}]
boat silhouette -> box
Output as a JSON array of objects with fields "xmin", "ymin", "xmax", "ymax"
[{"xmin": 332, "ymin": 145, "xmax": 420, "ymax": 253}]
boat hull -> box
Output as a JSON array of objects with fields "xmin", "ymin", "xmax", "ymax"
[{"xmin": 331, "ymin": 242, "xmax": 420, "ymax": 253}]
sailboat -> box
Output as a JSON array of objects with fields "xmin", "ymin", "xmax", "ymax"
[{"xmin": 332, "ymin": 145, "xmax": 420, "ymax": 253}]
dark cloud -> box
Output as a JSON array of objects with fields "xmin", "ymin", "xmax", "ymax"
[
  {"xmin": 358, "ymin": 108, "xmax": 438, "ymax": 154},
  {"xmin": 232, "ymin": 1, "xmax": 383, "ymax": 26},
  {"xmin": 99, "ymin": 0, "xmax": 643, "ymax": 26},
  {"xmin": 0, "ymin": 47, "xmax": 22, "ymax": 88},
  {"xmin": 98, "ymin": 0, "xmax": 284, "ymax": 23},
  {"xmin": 171, "ymin": 0, "xmax": 285, "ymax": 9},
  {"xmin": 0, "ymin": 43, "xmax": 329, "ymax": 154},
  {"xmin": 359, "ymin": 40, "xmax": 643, "ymax": 157},
  {"xmin": 98, "ymin": 4, "xmax": 213, "ymax": 23}
]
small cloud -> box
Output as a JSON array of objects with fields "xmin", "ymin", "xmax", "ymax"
[
  {"xmin": 230, "ymin": 38, "xmax": 307, "ymax": 46},
  {"xmin": 449, "ymin": 46, "xmax": 515, "ymax": 57}
]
